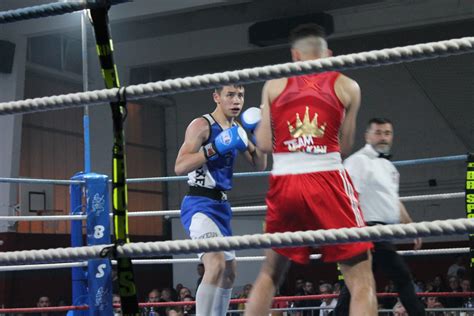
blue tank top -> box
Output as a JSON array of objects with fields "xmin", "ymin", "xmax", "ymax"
[{"xmin": 187, "ymin": 114, "xmax": 238, "ymax": 191}]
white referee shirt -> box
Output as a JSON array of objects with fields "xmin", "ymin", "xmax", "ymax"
[{"xmin": 343, "ymin": 144, "xmax": 401, "ymax": 224}]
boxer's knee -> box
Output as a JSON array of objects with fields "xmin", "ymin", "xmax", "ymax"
[
  {"xmin": 202, "ymin": 252, "xmax": 226, "ymax": 284},
  {"xmin": 261, "ymin": 250, "xmax": 290, "ymax": 285}
]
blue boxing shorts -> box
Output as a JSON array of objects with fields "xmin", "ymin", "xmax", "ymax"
[{"xmin": 180, "ymin": 195, "xmax": 235, "ymax": 261}]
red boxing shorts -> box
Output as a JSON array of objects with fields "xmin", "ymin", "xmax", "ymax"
[{"xmin": 265, "ymin": 169, "xmax": 373, "ymax": 264}]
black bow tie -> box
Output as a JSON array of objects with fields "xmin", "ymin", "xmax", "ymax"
[{"xmin": 378, "ymin": 153, "xmax": 392, "ymax": 160}]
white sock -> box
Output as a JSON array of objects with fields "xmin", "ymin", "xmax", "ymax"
[
  {"xmin": 196, "ymin": 283, "xmax": 218, "ymax": 316},
  {"xmin": 212, "ymin": 287, "xmax": 233, "ymax": 316}
]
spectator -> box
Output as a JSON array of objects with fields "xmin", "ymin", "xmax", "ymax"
[
  {"xmin": 414, "ymin": 280, "xmax": 426, "ymax": 293},
  {"xmin": 175, "ymin": 284, "xmax": 184, "ymax": 295},
  {"xmin": 448, "ymin": 276, "xmax": 462, "ymax": 291},
  {"xmin": 445, "ymin": 276, "xmax": 463, "ymax": 308},
  {"xmin": 143, "ymin": 289, "xmax": 163, "ymax": 316},
  {"xmin": 161, "ymin": 288, "xmax": 176, "ymax": 302},
  {"xmin": 304, "ymin": 281, "xmax": 315, "ymax": 296},
  {"xmin": 37, "ymin": 296, "xmax": 50, "ymax": 308},
  {"xmin": 182, "ymin": 295, "xmax": 196, "ymax": 315},
  {"xmin": 291, "ymin": 279, "xmax": 305, "ymax": 314},
  {"xmin": 148, "ymin": 289, "xmax": 161, "ymax": 302},
  {"xmin": 153, "ymin": 287, "xmax": 177, "ymax": 316},
  {"xmin": 425, "ymin": 294, "xmax": 445, "ymax": 316},
  {"xmin": 294, "ymin": 278, "xmax": 305, "ymax": 295},
  {"xmin": 459, "ymin": 278, "xmax": 473, "ymax": 309},
  {"xmin": 432, "ymin": 275, "xmax": 447, "ymax": 292},
  {"xmin": 392, "ymin": 300, "xmax": 408, "ymax": 316},
  {"xmin": 430, "ymin": 276, "xmax": 447, "ymax": 307},
  {"xmin": 425, "ymin": 281, "xmax": 434, "ymax": 292},
  {"xmin": 319, "ymin": 283, "xmax": 337, "ymax": 316},
  {"xmin": 237, "ymin": 284, "xmax": 253, "ymax": 311},
  {"xmin": 178, "ymin": 287, "xmax": 192, "ymax": 301},
  {"xmin": 461, "ymin": 279, "xmax": 471, "ymax": 292},
  {"xmin": 167, "ymin": 307, "xmax": 183, "ymax": 316},
  {"xmin": 447, "ymin": 256, "xmax": 466, "ymax": 279},
  {"xmin": 300, "ymin": 281, "xmax": 319, "ymax": 316},
  {"xmin": 112, "ymin": 294, "xmax": 122, "ymax": 316},
  {"xmin": 31, "ymin": 296, "xmax": 51, "ymax": 316}
]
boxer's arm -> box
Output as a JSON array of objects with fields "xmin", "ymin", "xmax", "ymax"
[
  {"xmin": 336, "ymin": 75, "xmax": 361, "ymax": 157},
  {"xmin": 241, "ymin": 107, "xmax": 267, "ymax": 170},
  {"xmin": 242, "ymin": 139, "xmax": 267, "ymax": 171},
  {"xmin": 174, "ymin": 118, "xmax": 209, "ymax": 175},
  {"xmin": 255, "ymin": 81, "xmax": 274, "ymax": 153}
]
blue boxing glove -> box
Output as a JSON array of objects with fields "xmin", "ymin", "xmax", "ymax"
[
  {"xmin": 241, "ymin": 107, "xmax": 261, "ymax": 144},
  {"xmin": 203, "ymin": 126, "xmax": 248, "ymax": 160},
  {"xmin": 241, "ymin": 107, "xmax": 261, "ymax": 131}
]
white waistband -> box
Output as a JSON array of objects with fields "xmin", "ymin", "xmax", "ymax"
[{"xmin": 271, "ymin": 152, "xmax": 343, "ymax": 175}]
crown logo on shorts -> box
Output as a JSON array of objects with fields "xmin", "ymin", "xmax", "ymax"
[{"xmin": 287, "ymin": 106, "xmax": 326, "ymax": 138}]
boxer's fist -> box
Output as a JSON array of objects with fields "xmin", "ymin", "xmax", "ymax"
[
  {"xmin": 241, "ymin": 107, "xmax": 261, "ymax": 132},
  {"xmin": 203, "ymin": 126, "xmax": 248, "ymax": 160}
]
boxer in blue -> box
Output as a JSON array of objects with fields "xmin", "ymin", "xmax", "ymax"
[{"xmin": 175, "ymin": 85, "xmax": 266, "ymax": 316}]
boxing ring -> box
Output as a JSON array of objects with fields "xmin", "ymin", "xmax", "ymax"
[{"xmin": 0, "ymin": 0, "xmax": 474, "ymax": 314}]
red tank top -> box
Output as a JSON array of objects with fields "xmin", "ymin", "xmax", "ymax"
[{"xmin": 271, "ymin": 72, "xmax": 344, "ymax": 154}]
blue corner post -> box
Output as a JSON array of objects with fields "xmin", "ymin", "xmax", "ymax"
[
  {"xmin": 70, "ymin": 172, "xmax": 113, "ymax": 315},
  {"xmin": 70, "ymin": 172, "xmax": 88, "ymax": 315},
  {"xmin": 85, "ymin": 173, "xmax": 113, "ymax": 315}
]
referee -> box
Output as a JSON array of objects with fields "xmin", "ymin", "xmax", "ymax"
[{"xmin": 335, "ymin": 118, "xmax": 425, "ymax": 316}]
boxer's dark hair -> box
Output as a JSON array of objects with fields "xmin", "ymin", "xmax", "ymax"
[
  {"xmin": 289, "ymin": 24, "xmax": 326, "ymax": 46},
  {"xmin": 214, "ymin": 85, "xmax": 245, "ymax": 94}
]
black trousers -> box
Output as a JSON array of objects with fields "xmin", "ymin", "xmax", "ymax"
[{"xmin": 334, "ymin": 241, "xmax": 425, "ymax": 316}]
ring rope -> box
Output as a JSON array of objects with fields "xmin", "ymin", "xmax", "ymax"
[
  {"xmin": 0, "ymin": 0, "xmax": 129, "ymax": 24},
  {"xmin": 129, "ymin": 292, "xmax": 474, "ymax": 306},
  {"xmin": 391, "ymin": 154, "xmax": 468, "ymax": 167},
  {"xmin": 0, "ymin": 37, "xmax": 473, "ymax": 116},
  {"xmin": 0, "ymin": 191, "xmax": 463, "ymax": 222},
  {"xmin": 0, "ymin": 177, "xmax": 82, "ymax": 185},
  {"xmin": 0, "ymin": 154, "xmax": 467, "ymax": 185},
  {"xmin": 0, "ymin": 247, "xmax": 467, "ymax": 272},
  {"xmin": 127, "ymin": 154, "xmax": 468, "ymax": 183},
  {"xmin": 0, "ymin": 218, "xmax": 472, "ymax": 265},
  {"xmin": 399, "ymin": 191, "xmax": 464, "ymax": 202}
]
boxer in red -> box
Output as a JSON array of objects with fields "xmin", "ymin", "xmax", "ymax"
[{"xmin": 244, "ymin": 24, "xmax": 377, "ymax": 316}]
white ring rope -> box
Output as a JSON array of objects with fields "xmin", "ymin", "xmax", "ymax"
[
  {"xmin": 0, "ymin": 37, "xmax": 473, "ymax": 115},
  {"xmin": 129, "ymin": 205, "xmax": 269, "ymax": 218},
  {"xmin": 0, "ymin": 218, "xmax": 472, "ymax": 265},
  {"xmin": 0, "ymin": 247, "xmax": 468, "ymax": 272},
  {"xmin": 0, "ymin": 214, "xmax": 86, "ymax": 222},
  {"xmin": 0, "ymin": 191, "xmax": 463, "ymax": 222},
  {"xmin": 399, "ymin": 191, "xmax": 464, "ymax": 202},
  {"xmin": 0, "ymin": 154, "xmax": 466, "ymax": 186}
]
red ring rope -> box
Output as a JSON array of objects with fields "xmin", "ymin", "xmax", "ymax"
[{"xmin": 1, "ymin": 292, "xmax": 472, "ymax": 313}]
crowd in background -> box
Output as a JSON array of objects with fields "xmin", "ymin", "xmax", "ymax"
[{"xmin": 16, "ymin": 255, "xmax": 474, "ymax": 316}]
